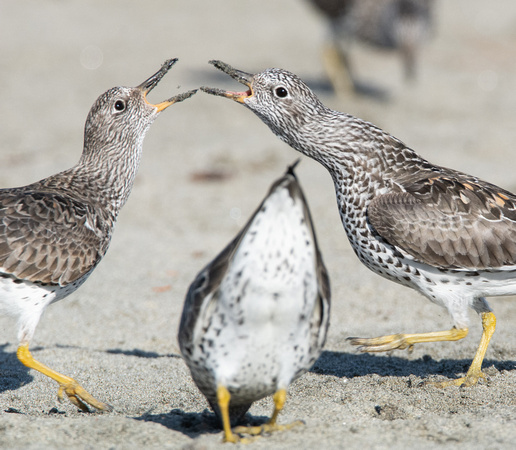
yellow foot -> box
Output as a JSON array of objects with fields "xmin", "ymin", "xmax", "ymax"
[
  {"xmin": 222, "ymin": 434, "xmax": 257, "ymax": 445},
  {"xmin": 348, "ymin": 333, "xmax": 415, "ymax": 352},
  {"xmin": 17, "ymin": 343, "xmax": 111, "ymax": 412},
  {"xmin": 428, "ymin": 312, "xmax": 496, "ymax": 389},
  {"xmin": 217, "ymin": 385, "xmax": 241, "ymax": 443},
  {"xmin": 232, "ymin": 388, "xmax": 303, "ymax": 439},
  {"xmin": 428, "ymin": 371, "xmax": 486, "ymax": 388},
  {"xmin": 348, "ymin": 327, "xmax": 468, "ymax": 353},
  {"xmin": 56, "ymin": 378, "xmax": 112, "ymax": 412},
  {"xmin": 222, "ymin": 432, "xmax": 240, "ymax": 444},
  {"xmin": 233, "ymin": 420, "xmax": 304, "ymax": 437},
  {"xmin": 321, "ymin": 43, "xmax": 354, "ymax": 96}
]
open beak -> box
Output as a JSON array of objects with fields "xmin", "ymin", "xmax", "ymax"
[
  {"xmin": 200, "ymin": 60, "xmax": 254, "ymax": 103},
  {"xmin": 138, "ymin": 58, "xmax": 197, "ymax": 112}
]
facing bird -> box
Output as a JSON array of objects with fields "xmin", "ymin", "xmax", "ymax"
[
  {"xmin": 178, "ymin": 162, "xmax": 330, "ymax": 443},
  {"xmin": 0, "ymin": 59, "xmax": 196, "ymax": 412},
  {"xmin": 201, "ymin": 59, "xmax": 514, "ymax": 388}
]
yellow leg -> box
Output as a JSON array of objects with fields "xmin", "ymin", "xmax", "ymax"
[
  {"xmin": 217, "ymin": 385, "xmax": 238, "ymax": 443},
  {"xmin": 269, "ymin": 388, "xmax": 286, "ymax": 426},
  {"xmin": 17, "ymin": 343, "xmax": 111, "ymax": 412},
  {"xmin": 348, "ymin": 327, "xmax": 469, "ymax": 352},
  {"xmin": 432, "ymin": 312, "xmax": 496, "ymax": 387},
  {"xmin": 322, "ymin": 43, "xmax": 354, "ymax": 97},
  {"xmin": 233, "ymin": 388, "xmax": 303, "ymax": 437}
]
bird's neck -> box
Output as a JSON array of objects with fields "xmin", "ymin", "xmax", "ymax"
[
  {"xmin": 283, "ymin": 110, "xmax": 429, "ymax": 202},
  {"xmin": 43, "ymin": 140, "xmax": 144, "ymax": 218}
]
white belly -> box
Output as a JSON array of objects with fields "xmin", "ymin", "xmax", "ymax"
[{"xmin": 0, "ymin": 273, "xmax": 89, "ymax": 343}]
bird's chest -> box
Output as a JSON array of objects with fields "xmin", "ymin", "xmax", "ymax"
[{"xmin": 334, "ymin": 178, "xmax": 423, "ymax": 286}]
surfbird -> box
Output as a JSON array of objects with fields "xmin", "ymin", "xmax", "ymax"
[
  {"xmin": 307, "ymin": 0, "xmax": 433, "ymax": 95},
  {"xmin": 178, "ymin": 162, "xmax": 330, "ymax": 442},
  {"xmin": 0, "ymin": 59, "xmax": 196, "ymax": 412},
  {"xmin": 201, "ymin": 60, "xmax": 514, "ymax": 388}
]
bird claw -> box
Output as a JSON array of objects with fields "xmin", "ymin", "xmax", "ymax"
[
  {"xmin": 426, "ymin": 371, "xmax": 486, "ymax": 388},
  {"xmin": 16, "ymin": 344, "xmax": 112, "ymax": 412},
  {"xmin": 56, "ymin": 380, "xmax": 112, "ymax": 412},
  {"xmin": 347, "ymin": 334, "xmax": 413, "ymax": 352},
  {"xmin": 223, "ymin": 434, "xmax": 257, "ymax": 444},
  {"xmin": 222, "ymin": 433, "xmax": 241, "ymax": 444},
  {"xmin": 233, "ymin": 420, "xmax": 304, "ymax": 438},
  {"xmin": 348, "ymin": 327, "xmax": 469, "ymax": 353}
]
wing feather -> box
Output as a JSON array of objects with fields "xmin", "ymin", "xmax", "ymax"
[
  {"xmin": 0, "ymin": 189, "xmax": 111, "ymax": 285},
  {"xmin": 368, "ymin": 176, "xmax": 516, "ymax": 269}
]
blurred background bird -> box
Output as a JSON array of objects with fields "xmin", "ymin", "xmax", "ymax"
[{"xmin": 307, "ymin": 0, "xmax": 434, "ymax": 97}]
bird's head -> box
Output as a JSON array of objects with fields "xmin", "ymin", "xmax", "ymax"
[
  {"xmin": 83, "ymin": 58, "xmax": 196, "ymax": 159},
  {"xmin": 201, "ymin": 60, "xmax": 325, "ymax": 144}
]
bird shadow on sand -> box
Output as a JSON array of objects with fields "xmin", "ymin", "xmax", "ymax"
[
  {"xmin": 134, "ymin": 407, "xmax": 270, "ymax": 439},
  {"xmin": 105, "ymin": 348, "xmax": 182, "ymax": 359},
  {"xmin": 0, "ymin": 343, "xmax": 183, "ymax": 397},
  {"xmin": 25, "ymin": 344, "xmax": 183, "ymax": 361},
  {"xmin": 311, "ymin": 350, "xmax": 516, "ymax": 380},
  {"xmin": 0, "ymin": 343, "xmax": 33, "ymax": 395}
]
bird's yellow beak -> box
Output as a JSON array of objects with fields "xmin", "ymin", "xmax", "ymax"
[{"xmin": 138, "ymin": 58, "xmax": 197, "ymax": 112}]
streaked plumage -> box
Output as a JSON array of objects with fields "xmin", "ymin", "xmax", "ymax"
[
  {"xmin": 201, "ymin": 60, "xmax": 514, "ymax": 388},
  {"xmin": 179, "ymin": 163, "xmax": 330, "ymax": 443},
  {"xmin": 0, "ymin": 59, "xmax": 196, "ymax": 411}
]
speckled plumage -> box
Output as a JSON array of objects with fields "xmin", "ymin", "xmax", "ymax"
[
  {"xmin": 0, "ymin": 59, "xmax": 196, "ymax": 411},
  {"xmin": 202, "ymin": 60, "xmax": 515, "ymax": 387},
  {"xmin": 179, "ymin": 164, "xmax": 330, "ymax": 442}
]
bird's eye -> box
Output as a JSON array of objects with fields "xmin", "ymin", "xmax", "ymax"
[
  {"xmin": 114, "ymin": 100, "xmax": 126, "ymax": 111},
  {"xmin": 274, "ymin": 87, "xmax": 288, "ymax": 98}
]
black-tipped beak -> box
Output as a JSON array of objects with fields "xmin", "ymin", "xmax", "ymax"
[
  {"xmin": 200, "ymin": 60, "xmax": 254, "ymax": 103},
  {"xmin": 153, "ymin": 89, "xmax": 198, "ymax": 112},
  {"xmin": 138, "ymin": 58, "xmax": 197, "ymax": 112}
]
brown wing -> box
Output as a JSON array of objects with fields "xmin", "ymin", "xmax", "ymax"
[
  {"xmin": 0, "ymin": 189, "xmax": 111, "ymax": 285},
  {"xmin": 368, "ymin": 175, "xmax": 516, "ymax": 269}
]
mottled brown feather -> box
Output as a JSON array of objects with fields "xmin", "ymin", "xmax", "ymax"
[
  {"xmin": 0, "ymin": 187, "xmax": 111, "ymax": 285},
  {"xmin": 368, "ymin": 175, "xmax": 516, "ymax": 269}
]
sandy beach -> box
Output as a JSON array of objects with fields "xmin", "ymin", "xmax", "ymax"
[{"xmin": 1, "ymin": 1, "xmax": 516, "ymax": 448}]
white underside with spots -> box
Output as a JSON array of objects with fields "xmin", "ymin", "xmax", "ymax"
[
  {"xmin": 337, "ymin": 187, "xmax": 516, "ymax": 330},
  {"xmin": 190, "ymin": 186, "xmax": 323, "ymax": 402}
]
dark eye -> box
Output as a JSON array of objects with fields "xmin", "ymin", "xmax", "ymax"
[
  {"xmin": 275, "ymin": 87, "xmax": 288, "ymax": 98},
  {"xmin": 114, "ymin": 100, "xmax": 126, "ymax": 111}
]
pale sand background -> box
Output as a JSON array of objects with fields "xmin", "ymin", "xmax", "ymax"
[{"xmin": 1, "ymin": 1, "xmax": 516, "ymax": 448}]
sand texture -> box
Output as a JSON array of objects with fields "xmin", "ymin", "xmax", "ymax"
[{"xmin": 1, "ymin": 1, "xmax": 516, "ymax": 448}]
